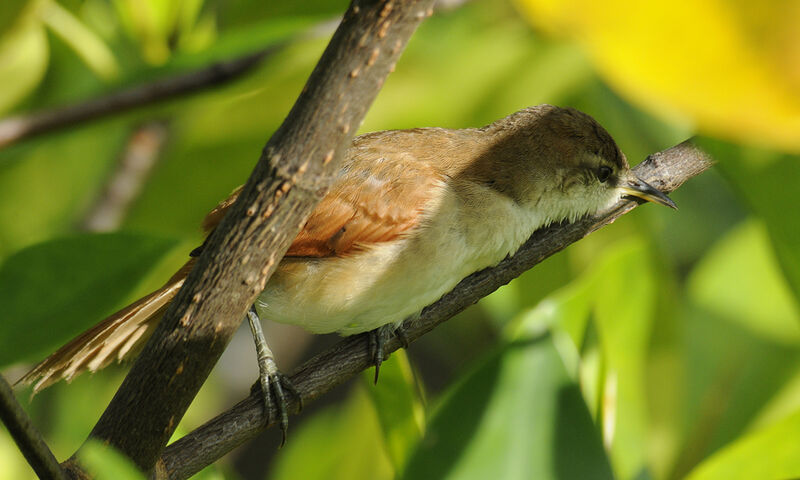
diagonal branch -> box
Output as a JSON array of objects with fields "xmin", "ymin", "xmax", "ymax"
[
  {"xmin": 80, "ymin": 121, "xmax": 170, "ymax": 232},
  {"xmin": 0, "ymin": 374, "xmax": 66, "ymax": 480},
  {"xmin": 157, "ymin": 140, "xmax": 713, "ymax": 479},
  {"xmin": 59, "ymin": 0, "xmax": 437, "ymax": 477}
]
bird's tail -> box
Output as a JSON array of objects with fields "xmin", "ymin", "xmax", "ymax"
[{"xmin": 16, "ymin": 259, "xmax": 195, "ymax": 393}]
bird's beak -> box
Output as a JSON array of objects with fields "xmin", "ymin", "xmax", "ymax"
[{"xmin": 619, "ymin": 174, "xmax": 677, "ymax": 209}]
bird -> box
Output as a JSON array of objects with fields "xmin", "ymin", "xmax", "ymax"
[{"xmin": 17, "ymin": 104, "xmax": 675, "ymax": 432}]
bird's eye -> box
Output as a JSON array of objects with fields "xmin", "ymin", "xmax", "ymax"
[{"xmin": 596, "ymin": 166, "xmax": 612, "ymax": 183}]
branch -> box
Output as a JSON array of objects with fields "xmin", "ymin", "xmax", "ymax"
[
  {"xmin": 0, "ymin": 374, "xmax": 67, "ymax": 480},
  {"xmin": 80, "ymin": 121, "xmax": 169, "ymax": 232},
  {"xmin": 61, "ymin": 0, "xmax": 436, "ymax": 476},
  {"xmin": 158, "ymin": 140, "xmax": 713, "ymax": 480},
  {"xmin": 0, "ymin": 47, "xmax": 279, "ymax": 149}
]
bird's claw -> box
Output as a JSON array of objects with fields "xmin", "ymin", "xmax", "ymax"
[
  {"xmin": 252, "ymin": 359, "xmax": 302, "ymax": 447},
  {"xmin": 367, "ymin": 324, "xmax": 408, "ymax": 384}
]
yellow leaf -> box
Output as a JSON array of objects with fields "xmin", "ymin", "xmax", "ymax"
[
  {"xmin": 0, "ymin": 15, "xmax": 48, "ymax": 115},
  {"xmin": 514, "ymin": 0, "xmax": 800, "ymax": 152}
]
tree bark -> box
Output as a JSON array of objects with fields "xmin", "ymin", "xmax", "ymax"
[{"xmin": 0, "ymin": 374, "xmax": 67, "ymax": 480}]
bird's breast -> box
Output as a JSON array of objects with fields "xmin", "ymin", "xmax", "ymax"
[{"xmin": 255, "ymin": 182, "xmax": 545, "ymax": 335}]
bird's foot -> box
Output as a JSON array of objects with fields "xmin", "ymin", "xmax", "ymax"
[
  {"xmin": 250, "ymin": 357, "xmax": 302, "ymax": 447},
  {"xmin": 367, "ymin": 323, "xmax": 409, "ymax": 384},
  {"xmin": 247, "ymin": 307, "xmax": 302, "ymax": 446}
]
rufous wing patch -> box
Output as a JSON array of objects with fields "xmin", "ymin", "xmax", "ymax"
[{"xmin": 200, "ymin": 152, "xmax": 444, "ymax": 257}]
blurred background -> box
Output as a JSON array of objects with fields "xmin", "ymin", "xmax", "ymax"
[{"xmin": 1, "ymin": 0, "xmax": 799, "ymax": 479}]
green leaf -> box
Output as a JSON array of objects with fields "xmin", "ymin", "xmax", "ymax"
[
  {"xmin": 40, "ymin": 0, "xmax": 119, "ymax": 79},
  {"xmin": 512, "ymin": 239, "xmax": 656, "ymax": 479},
  {"xmin": 402, "ymin": 333, "xmax": 613, "ymax": 480},
  {"xmin": 78, "ymin": 440, "xmax": 145, "ymax": 480},
  {"xmin": 0, "ymin": 0, "xmax": 30, "ymax": 37},
  {"xmin": 0, "ymin": 120, "xmax": 131, "ymax": 258},
  {"xmin": 668, "ymin": 304, "xmax": 800, "ymax": 478},
  {"xmin": 685, "ymin": 409, "xmax": 800, "ymax": 480},
  {"xmin": 591, "ymin": 240, "xmax": 656, "ymax": 479},
  {"xmin": 0, "ymin": 17, "xmax": 48, "ymax": 115},
  {"xmin": 700, "ymin": 138, "xmax": 800, "ymax": 308},
  {"xmin": 361, "ymin": 350, "xmax": 425, "ymax": 474},
  {"xmin": 0, "ymin": 232, "xmax": 178, "ymax": 366},
  {"xmin": 688, "ymin": 220, "xmax": 800, "ymax": 343},
  {"xmin": 271, "ymin": 385, "xmax": 394, "ymax": 480}
]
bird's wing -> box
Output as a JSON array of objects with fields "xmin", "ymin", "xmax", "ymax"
[{"xmin": 203, "ymin": 147, "xmax": 447, "ymax": 257}]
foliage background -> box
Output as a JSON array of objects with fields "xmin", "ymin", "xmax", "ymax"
[{"xmin": 1, "ymin": 0, "xmax": 799, "ymax": 479}]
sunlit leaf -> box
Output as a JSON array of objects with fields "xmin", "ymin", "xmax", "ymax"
[
  {"xmin": 0, "ymin": 0, "xmax": 30, "ymax": 37},
  {"xmin": 271, "ymin": 385, "xmax": 394, "ymax": 480},
  {"xmin": 39, "ymin": 0, "xmax": 119, "ymax": 79},
  {"xmin": 701, "ymin": 138, "xmax": 800, "ymax": 308},
  {"xmin": 668, "ymin": 304, "xmax": 800, "ymax": 478},
  {"xmin": 402, "ymin": 333, "xmax": 613, "ymax": 480},
  {"xmin": 514, "ymin": 0, "xmax": 800, "ymax": 152},
  {"xmin": 111, "ymin": 0, "xmax": 215, "ymax": 64},
  {"xmin": 685, "ymin": 409, "xmax": 800, "ymax": 480},
  {"xmin": 78, "ymin": 440, "xmax": 145, "ymax": 480},
  {"xmin": 0, "ymin": 232, "xmax": 178, "ymax": 366},
  {"xmin": 591, "ymin": 241, "xmax": 656, "ymax": 479},
  {"xmin": 688, "ymin": 220, "xmax": 800, "ymax": 343},
  {"xmin": 112, "ymin": 0, "xmax": 171, "ymax": 64},
  {"xmin": 515, "ymin": 240, "xmax": 656, "ymax": 479},
  {"xmin": 0, "ymin": 17, "xmax": 48, "ymax": 115},
  {"xmin": 0, "ymin": 424, "xmax": 36, "ymax": 479},
  {"xmin": 361, "ymin": 350, "xmax": 425, "ymax": 474}
]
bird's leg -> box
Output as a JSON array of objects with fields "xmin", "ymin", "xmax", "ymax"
[
  {"xmin": 368, "ymin": 322, "xmax": 410, "ymax": 384},
  {"xmin": 246, "ymin": 306, "xmax": 301, "ymax": 445}
]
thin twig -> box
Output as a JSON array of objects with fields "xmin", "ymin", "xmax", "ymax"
[
  {"xmin": 157, "ymin": 140, "xmax": 713, "ymax": 480},
  {"xmin": 0, "ymin": 374, "xmax": 67, "ymax": 480},
  {"xmin": 0, "ymin": 47, "xmax": 279, "ymax": 149},
  {"xmin": 80, "ymin": 121, "xmax": 169, "ymax": 232}
]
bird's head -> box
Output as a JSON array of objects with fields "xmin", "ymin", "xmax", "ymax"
[{"xmin": 480, "ymin": 105, "xmax": 676, "ymax": 223}]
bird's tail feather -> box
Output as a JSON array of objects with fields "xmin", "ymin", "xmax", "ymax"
[{"xmin": 16, "ymin": 259, "xmax": 195, "ymax": 393}]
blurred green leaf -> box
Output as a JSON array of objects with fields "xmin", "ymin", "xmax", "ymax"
[
  {"xmin": 688, "ymin": 220, "xmax": 800, "ymax": 343},
  {"xmin": 701, "ymin": 138, "xmax": 800, "ymax": 309},
  {"xmin": 167, "ymin": 15, "xmax": 321, "ymax": 69},
  {"xmin": 40, "ymin": 0, "xmax": 119, "ymax": 79},
  {"xmin": 0, "ymin": 17, "xmax": 48, "ymax": 115},
  {"xmin": 665, "ymin": 218, "xmax": 800, "ymax": 477},
  {"xmin": 0, "ymin": 0, "xmax": 30, "ymax": 37},
  {"xmin": 685, "ymin": 409, "xmax": 800, "ymax": 480},
  {"xmin": 271, "ymin": 385, "xmax": 394, "ymax": 480},
  {"xmin": 669, "ymin": 304, "xmax": 800, "ymax": 478},
  {"xmin": 112, "ymin": 0, "xmax": 179, "ymax": 64},
  {"xmin": 78, "ymin": 440, "xmax": 145, "ymax": 480},
  {"xmin": 513, "ymin": 240, "xmax": 656, "ymax": 479},
  {"xmin": 592, "ymin": 240, "xmax": 656, "ymax": 479},
  {"xmin": 361, "ymin": 350, "xmax": 425, "ymax": 474},
  {"xmin": 403, "ymin": 333, "xmax": 613, "ymax": 480},
  {"xmin": 510, "ymin": 279, "xmax": 593, "ymax": 352},
  {"xmin": 215, "ymin": 0, "xmax": 346, "ymax": 27},
  {"xmin": 0, "ymin": 232, "xmax": 178, "ymax": 366},
  {"xmin": 0, "ymin": 425, "xmax": 36, "ymax": 479},
  {"xmin": 0, "ymin": 120, "xmax": 130, "ymax": 258},
  {"xmin": 481, "ymin": 252, "xmax": 573, "ymax": 329}
]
